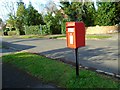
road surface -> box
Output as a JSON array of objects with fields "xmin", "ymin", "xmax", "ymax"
[{"xmin": 2, "ymin": 37, "xmax": 119, "ymax": 75}]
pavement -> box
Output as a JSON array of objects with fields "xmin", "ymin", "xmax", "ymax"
[{"xmin": 2, "ymin": 63, "xmax": 59, "ymax": 89}]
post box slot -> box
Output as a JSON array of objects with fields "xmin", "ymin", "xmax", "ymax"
[{"xmin": 66, "ymin": 26, "xmax": 75, "ymax": 28}]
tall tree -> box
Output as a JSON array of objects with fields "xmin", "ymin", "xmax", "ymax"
[
  {"xmin": 44, "ymin": 10, "xmax": 63, "ymax": 34},
  {"xmin": 82, "ymin": 2, "xmax": 96, "ymax": 26},
  {"xmin": 60, "ymin": 2, "xmax": 83, "ymax": 21},
  {"xmin": 24, "ymin": 2, "xmax": 44, "ymax": 26},
  {"xmin": 114, "ymin": 1, "xmax": 120, "ymax": 24},
  {"xmin": 95, "ymin": 2, "xmax": 119, "ymax": 26},
  {"xmin": 15, "ymin": 1, "xmax": 26, "ymax": 35},
  {"xmin": 6, "ymin": 14, "xmax": 16, "ymax": 29},
  {"xmin": 60, "ymin": 2, "xmax": 96, "ymax": 26}
]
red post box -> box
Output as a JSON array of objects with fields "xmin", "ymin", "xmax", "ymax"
[{"xmin": 66, "ymin": 22, "xmax": 85, "ymax": 49}]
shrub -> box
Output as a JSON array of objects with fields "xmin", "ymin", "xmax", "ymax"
[
  {"xmin": 8, "ymin": 31, "xmax": 19, "ymax": 36},
  {"xmin": 40, "ymin": 24, "xmax": 51, "ymax": 35},
  {"xmin": 25, "ymin": 25, "xmax": 40, "ymax": 35},
  {"xmin": 25, "ymin": 25, "xmax": 51, "ymax": 35}
]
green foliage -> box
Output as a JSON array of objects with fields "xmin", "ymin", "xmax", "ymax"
[
  {"xmin": 40, "ymin": 24, "xmax": 51, "ymax": 35},
  {"xmin": 24, "ymin": 2, "xmax": 44, "ymax": 26},
  {"xmin": 24, "ymin": 25, "xmax": 40, "ymax": 35},
  {"xmin": 44, "ymin": 11, "xmax": 63, "ymax": 34},
  {"xmin": 114, "ymin": 2, "xmax": 120, "ymax": 24},
  {"xmin": 60, "ymin": 2, "xmax": 96, "ymax": 26},
  {"xmin": 3, "ymin": 52, "xmax": 119, "ymax": 88},
  {"xmin": 60, "ymin": 2, "xmax": 120, "ymax": 26},
  {"xmin": 82, "ymin": 2, "xmax": 96, "ymax": 26},
  {"xmin": 8, "ymin": 31, "xmax": 19, "ymax": 36},
  {"xmin": 95, "ymin": 2, "xmax": 119, "ymax": 26},
  {"xmin": 60, "ymin": 2, "xmax": 82, "ymax": 21},
  {"xmin": 61, "ymin": 19, "xmax": 70, "ymax": 34},
  {"xmin": 16, "ymin": 2, "xmax": 26, "ymax": 35},
  {"xmin": 24, "ymin": 25, "xmax": 51, "ymax": 35}
]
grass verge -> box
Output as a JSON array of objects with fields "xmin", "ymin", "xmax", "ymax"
[
  {"xmin": 86, "ymin": 35, "xmax": 112, "ymax": 39},
  {"xmin": 2, "ymin": 34, "xmax": 112, "ymax": 40},
  {"xmin": 2, "ymin": 52, "xmax": 119, "ymax": 88}
]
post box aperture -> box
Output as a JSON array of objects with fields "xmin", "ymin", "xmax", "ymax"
[{"xmin": 66, "ymin": 22, "xmax": 85, "ymax": 49}]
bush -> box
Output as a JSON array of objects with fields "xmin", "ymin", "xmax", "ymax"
[
  {"xmin": 25, "ymin": 25, "xmax": 40, "ymax": 35},
  {"xmin": 8, "ymin": 31, "xmax": 19, "ymax": 36},
  {"xmin": 40, "ymin": 24, "xmax": 51, "ymax": 35},
  {"xmin": 25, "ymin": 25, "xmax": 51, "ymax": 35}
]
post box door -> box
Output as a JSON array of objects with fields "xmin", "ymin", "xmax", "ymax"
[{"xmin": 66, "ymin": 27, "xmax": 76, "ymax": 48}]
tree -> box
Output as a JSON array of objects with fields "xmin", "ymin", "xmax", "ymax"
[
  {"xmin": 82, "ymin": 2, "xmax": 96, "ymax": 26},
  {"xmin": 24, "ymin": 2, "xmax": 44, "ymax": 26},
  {"xmin": 15, "ymin": 1, "xmax": 26, "ymax": 35},
  {"xmin": 95, "ymin": 2, "xmax": 119, "ymax": 26},
  {"xmin": 44, "ymin": 10, "xmax": 63, "ymax": 34},
  {"xmin": 114, "ymin": 1, "xmax": 120, "ymax": 24},
  {"xmin": 60, "ymin": 2, "xmax": 96, "ymax": 26},
  {"xmin": 6, "ymin": 14, "xmax": 16, "ymax": 30},
  {"xmin": 60, "ymin": 2, "xmax": 82, "ymax": 21}
]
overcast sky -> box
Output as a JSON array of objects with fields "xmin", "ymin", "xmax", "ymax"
[{"xmin": 0, "ymin": 0, "xmax": 96, "ymax": 22}]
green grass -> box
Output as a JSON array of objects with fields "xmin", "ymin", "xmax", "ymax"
[
  {"xmin": 18, "ymin": 35, "xmax": 44, "ymax": 38},
  {"xmin": 2, "ymin": 35, "xmax": 44, "ymax": 39},
  {"xmin": 3, "ymin": 34, "xmax": 112, "ymax": 40},
  {"xmin": 86, "ymin": 35, "xmax": 112, "ymax": 39},
  {"xmin": 2, "ymin": 52, "xmax": 119, "ymax": 88},
  {"xmin": 49, "ymin": 35, "xmax": 66, "ymax": 39}
]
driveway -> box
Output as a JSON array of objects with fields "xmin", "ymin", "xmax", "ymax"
[{"xmin": 2, "ymin": 37, "xmax": 119, "ymax": 75}]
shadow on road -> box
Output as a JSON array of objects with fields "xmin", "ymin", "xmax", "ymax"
[
  {"xmin": 40, "ymin": 46, "xmax": 119, "ymax": 74},
  {"xmin": 2, "ymin": 41, "xmax": 36, "ymax": 54},
  {"xmin": 6, "ymin": 38, "xmax": 46, "ymax": 43},
  {"xmin": 40, "ymin": 46, "xmax": 118, "ymax": 61}
]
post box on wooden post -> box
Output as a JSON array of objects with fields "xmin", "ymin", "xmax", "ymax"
[{"xmin": 66, "ymin": 21, "xmax": 85, "ymax": 77}]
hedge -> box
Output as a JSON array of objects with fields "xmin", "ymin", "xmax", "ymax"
[
  {"xmin": 24, "ymin": 25, "xmax": 51, "ymax": 35},
  {"xmin": 24, "ymin": 26, "xmax": 40, "ymax": 35}
]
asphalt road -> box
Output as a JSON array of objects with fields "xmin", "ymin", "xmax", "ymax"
[{"xmin": 2, "ymin": 37, "xmax": 119, "ymax": 75}]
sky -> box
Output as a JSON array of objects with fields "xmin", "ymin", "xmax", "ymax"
[{"xmin": 0, "ymin": 0, "xmax": 97, "ymax": 22}]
